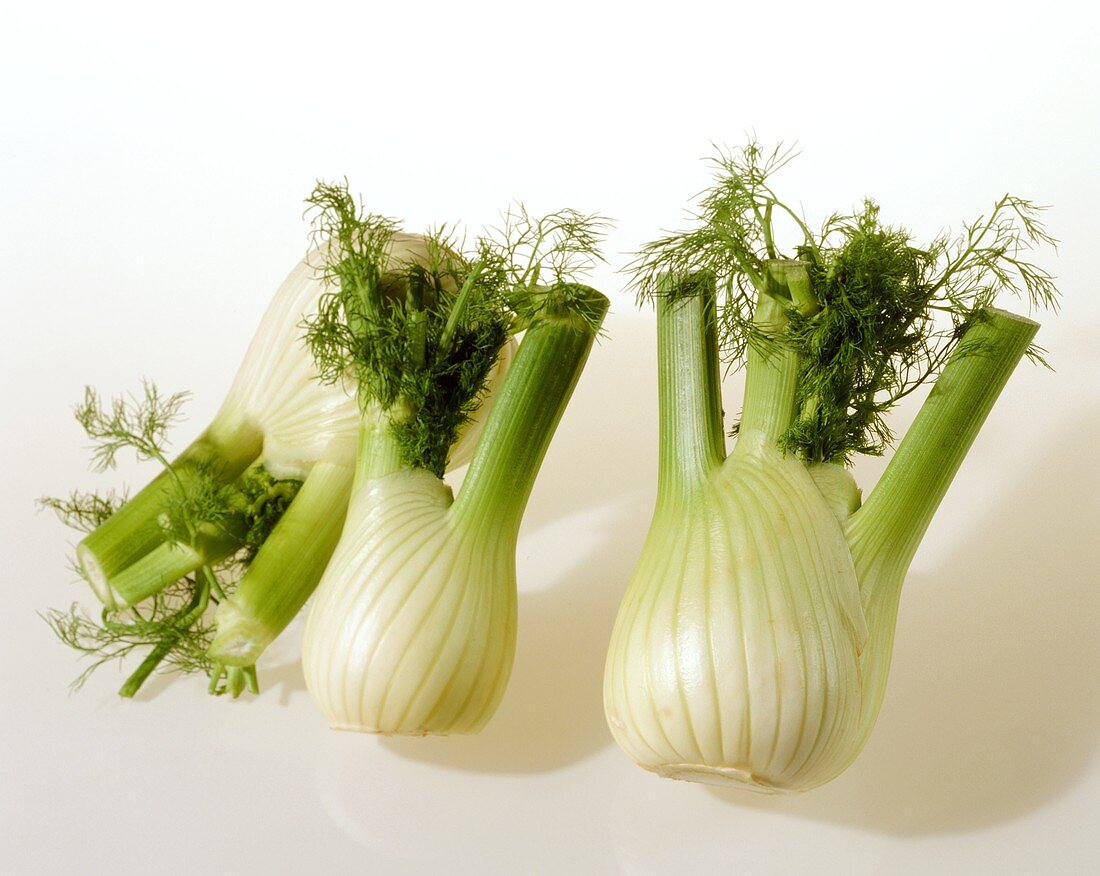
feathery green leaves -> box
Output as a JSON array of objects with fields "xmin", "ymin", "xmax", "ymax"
[
  {"xmin": 39, "ymin": 490, "xmax": 126, "ymax": 533},
  {"xmin": 304, "ymin": 180, "xmax": 510, "ymax": 476},
  {"xmin": 44, "ymin": 386, "xmax": 300, "ymax": 695},
  {"xmin": 75, "ymin": 382, "xmax": 189, "ymax": 472},
  {"xmin": 303, "ymin": 182, "xmax": 610, "ymax": 476},
  {"xmin": 483, "ymin": 204, "xmax": 611, "ymax": 336},
  {"xmin": 633, "ymin": 141, "xmax": 1059, "ymax": 463}
]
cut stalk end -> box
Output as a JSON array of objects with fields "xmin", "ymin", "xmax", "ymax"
[
  {"xmin": 649, "ymin": 761, "xmax": 799, "ymax": 795},
  {"xmin": 76, "ymin": 544, "xmax": 116, "ymax": 608}
]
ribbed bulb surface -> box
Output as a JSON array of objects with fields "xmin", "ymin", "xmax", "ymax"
[
  {"xmin": 215, "ymin": 234, "xmax": 507, "ymax": 479},
  {"xmin": 215, "ymin": 235, "xmax": 426, "ymax": 478},
  {"xmin": 604, "ymin": 442, "xmax": 869, "ymax": 793},
  {"xmin": 302, "ymin": 470, "xmax": 517, "ymax": 735}
]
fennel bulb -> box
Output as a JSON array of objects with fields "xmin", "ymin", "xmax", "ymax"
[
  {"xmin": 302, "ymin": 469, "xmax": 517, "ymax": 734},
  {"xmin": 604, "ymin": 144, "xmax": 1056, "ymax": 792},
  {"xmin": 300, "ymin": 189, "xmax": 610, "ymax": 734}
]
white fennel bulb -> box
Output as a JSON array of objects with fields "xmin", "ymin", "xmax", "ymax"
[
  {"xmin": 61, "ymin": 201, "xmax": 515, "ymax": 699},
  {"xmin": 606, "ymin": 433, "xmax": 868, "ymax": 790},
  {"xmin": 298, "ymin": 190, "xmax": 610, "ymax": 734},
  {"xmin": 606, "ymin": 146, "xmax": 1056, "ymax": 792},
  {"xmin": 302, "ymin": 470, "xmax": 516, "ymax": 734}
]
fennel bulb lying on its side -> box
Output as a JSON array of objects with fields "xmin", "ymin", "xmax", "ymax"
[
  {"xmin": 299, "ymin": 190, "xmax": 610, "ymax": 735},
  {"xmin": 45, "ymin": 219, "xmax": 509, "ymax": 698},
  {"xmin": 604, "ymin": 144, "xmax": 1057, "ymax": 792}
]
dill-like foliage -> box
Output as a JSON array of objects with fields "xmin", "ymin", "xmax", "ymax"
[
  {"xmin": 304, "ymin": 180, "xmax": 509, "ymax": 476},
  {"xmin": 43, "ymin": 579, "xmax": 216, "ymax": 695},
  {"xmin": 489, "ymin": 204, "xmax": 610, "ymax": 290},
  {"xmin": 633, "ymin": 141, "xmax": 1058, "ymax": 463},
  {"xmin": 75, "ymin": 381, "xmax": 190, "ymax": 472},
  {"xmin": 484, "ymin": 204, "xmax": 611, "ymax": 336},
  {"xmin": 39, "ymin": 490, "xmax": 126, "ymax": 533},
  {"xmin": 44, "ymin": 386, "xmax": 301, "ymax": 695},
  {"xmin": 303, "ymin": 182, "xmax": 610, "ymax": 476}
]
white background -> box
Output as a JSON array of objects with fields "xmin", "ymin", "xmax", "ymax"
[{"xmin": 3, "ymin": 1, "xmax": 1098, "ymax": 873}]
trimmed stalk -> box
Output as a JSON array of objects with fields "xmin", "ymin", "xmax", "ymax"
[
  {"xmin": 207, "ymin": 458, "xmax": 355, "ymax": 667},
  {"xmin": 847, "ymin": 308, "xmax": 1040, "ymax": 740},
  {"xmin": 654, "ymin": 276, "xmax": 726, "ymax": 510},
  {"xmin": 106, "ymin": 523, "xmax": 243, "ymax": 608},
  {"xmin": 77, "ymin": 421, "xmax": 262, "ymax": 606},
  {"xmin": 735, "ymin": 263, "xmax": 811, "ymax": 448},
  {"xmin": 451, "ymin": 286, "xmax": 609, "ymax": 539},
  {"xmin": 849, "ymin": 309, "xmax": 1040, "ymax": 581}
]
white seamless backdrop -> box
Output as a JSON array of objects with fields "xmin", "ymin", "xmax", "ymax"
[{"xmin": 2, "ymin": 2, "xmax": 1097, "ymax": 873}]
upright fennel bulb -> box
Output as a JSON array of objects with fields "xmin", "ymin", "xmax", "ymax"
[
  {"xmin": 300, "ymin": 192, "xmax": 610, "ymax": 734},
  {"xmin": 604, "ymin": 144, "xmax": 1057, "ymax": 792}
]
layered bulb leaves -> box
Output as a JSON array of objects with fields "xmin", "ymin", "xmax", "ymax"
[
  {"xmin": 213, "ymin": 231, "xmax": 474, "ymax": 482},
  {"xmin": 302, "ymin": 470, "xmax": 517, "ymax": 735},
  {"xmin": 298, "ymin": 191, "xmax": 611, "ymax": 734},
  {"xmin": 605, "ymin": 145, "xmax": 1055, "ymax": 792},
  {"xmin": 607, "ymin": 433, "xmax": 868, "ymax": 790}
]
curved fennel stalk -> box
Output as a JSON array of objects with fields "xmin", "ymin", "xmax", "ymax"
[
  {"xmin": 303, "ymin": 291, "xmax": 608, "ymax": 734},
  {"xmin": 603, "ymin": 286, "xmax": 1038, "ymax": 792}
]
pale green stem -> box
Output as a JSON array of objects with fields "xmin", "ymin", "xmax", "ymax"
[
  {"xmin": 654, "ymin": 277, "xmax": 725, "ymax": 510},
  {"xmin": 846, "ymin": 308, "xmax": 1039, "ymax": 741},
  {"xmin": 117, "ymin": 572, "xmax": 210, "ymax": 697},
  {"xmin": 106, "ymin": 522, "xmax": 243, "ymax": 608},
  {"xmin": 352, "ymin": 402, "xmax": 409, "ymax": 494},
  {"xmin": 119, "ymin": 640, "xmax": 176, "ymax": 698},
  {"xmin": 735, "ymin": 291, "xmax": 801, "ymax": 449},
  {"xmin": 848, "ymin": 309, "xmax": 1040, "ymax": 585},
  {"xmin": 207, "ymin": 458, "xmax": 355, "ymax": 667},
  {"xmin": 452, "ymin": 286, "xmax": 608, "ymax": 542},
  {"xmin": 78, "ymin": 417, "xmax": 263, "ymax": 606}
]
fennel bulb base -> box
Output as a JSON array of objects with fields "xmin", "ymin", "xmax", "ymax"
[
  {"xmin": 647, "ymin": 761, "xmax": 797, "ymax": 794},
  {"xmin": 327, "ymin": 722, "xmax": 481, "ymax": 737},
  {"xmin": 603, "ymin": 447, "xmax": 869, "ymax": 795}
]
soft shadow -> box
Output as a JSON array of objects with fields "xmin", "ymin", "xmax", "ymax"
[
  {"xmin": 380, "ymin": 311, "xmax": 658, "ymax": 773},
  {"xmin": 706, "ymin": 413, "xmax": 1100, "ymax": 834},
  {"xmin": 256, "ymin": 657, "xmax": 308, "ymax": 706},
  {"xmin": 129, "ymin": 656, "xmax": 308, "ymax": 706},
  {"xmin": 128, "ymin": 669, "xmax": 177, "ymax": 702}
]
